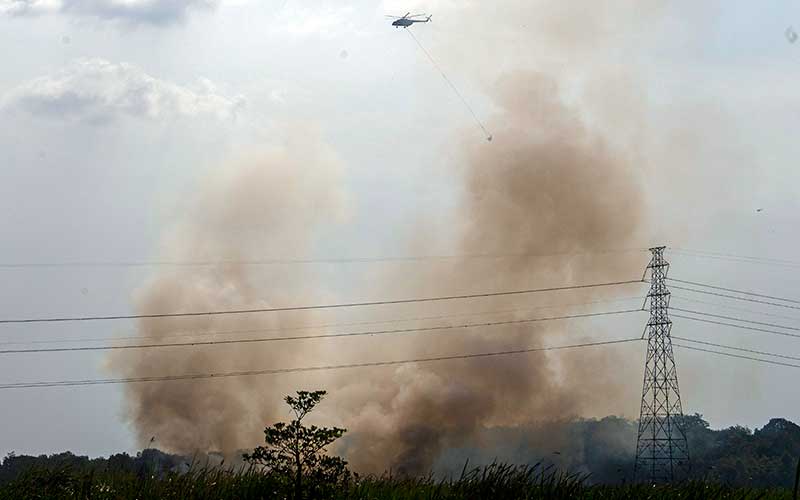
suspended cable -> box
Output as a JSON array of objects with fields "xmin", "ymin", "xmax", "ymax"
[
  {"xmin": 0, "ymin": 309, "xmax": 644, "ymax": 355},
  {"xmin": 670, "ymin": 307, "xmax": 800, "ymax": 332},
  {"xmin": 0, "ymin": 296, "xmax": 646, "ymax": 346},
  {"xmin": 665, "ymin": 284, "xmax": 800, "ymax": 311},
  {"xmin": 671, "ymin": 313, "xmax": 800, "ymax": 340},
  {"xmin": 673, "ymin": 248, "xmax": 799, "ymax": 265},
  {"xmin": 671, "ymin": 294, "xmax": 800, "ymax": 323},
  {"xmin": 0, "ymin": 278, "xmax": 644, "ymax": 325},
  {"xmin": 0, "ymin": 337, "xmax": 642, "ymax": 389},
  {"xmin": 673, "ymin": 343, "xmax": 800, "ymax": 370},
  {"xmin": 0, "ymin": 248, "xmax": 649, "ymax": 269},
  {"xmin": 667, "ymin": 278, "xmax": 800, "ymax": 305},
  {"xmin": 406, "ymin": 29, "xmax": 493, "ymax": 141},
  {"xmin": 672, "ymin": 336, "xmax": 800, "ymax": 363},
  {"xmin": 669, "ymin": 247, "xmax": 800, "ymax": 268}
]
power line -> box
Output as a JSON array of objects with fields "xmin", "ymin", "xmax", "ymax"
[
  {"xmin": 672, "ymin": 336, "xmax": 800, "ymax": 363},
  {"xmin": 670, "ymin": 307, "xmax": 800, "ymax": 332},
  {"xmin": 673, "ymin": 248, "xmax": 799, "ymax": 265},
  {"xmin": 0, "ymin": 337, "xmax": 642, "ymax": 389},
  {"xmin": 669, "ymin": 247, "xmax": 800, "ymax": 268},
  {"xmin": 0, "ymin": 278, "xmax": 644, "ymax": 325},
  {"xmin": 0, "ymin": 248, "xmax": 649, "ymax": 269},
  {"xmin": 0, "ymin": 309, "xmax": 644, "ymax": 355},
  {"xmin": 666, "ymin": 284, "xmax": 800, "ymax": 311},
  {"xmin": 671, "ymin": 294, "xmax": 800, "ymax": 322},
  {"xmin": 669, "ymin": 248, "xmax": 800, "ymax": 268},
  {"xmin": 673, "ymin": 343, "xmax": 800, "ymax": 370},
  {"xmin": 671, "ymin": 313, "xmax": 800, "ymax": 340},
  {"xmin": 0, "ymin": 296, "xmax": 646, "ymax": 346},
  {"xmin": 667, "ymin": 278, "xmax": 800, "ymax": 305}
]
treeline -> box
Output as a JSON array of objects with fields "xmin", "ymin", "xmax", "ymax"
[
  {"xmin": 0, "ymin": 448, "xmax": 193, "ymax": 484},
  {"xmin": 1, "ymin": 415, "xmax": 799, "ymax": 487},
  {"xmin": 683, "ymin": 415, "xmax": 800, "ymax": 487},
  {"xmin": 436, "ymin": 414, "xmax": 800, "ymax": 487}
]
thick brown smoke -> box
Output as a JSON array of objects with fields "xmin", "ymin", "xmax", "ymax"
[
  {"xmin": 109, "ymin": 70, "xmax": 646, "ymax": 473},
  {"xmin": 110, "ymin": 1, "xmax": 654, "ymax": 474},
  {"xmin": 330, "ymin": 71, "xmax": 645, "ymax": 475},
  {"xmin": 108, "ymin": 137, "xmax": 351, "ymax": 453}
]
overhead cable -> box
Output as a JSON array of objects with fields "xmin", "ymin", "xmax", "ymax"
[
  {"xmin": 0, "ymin": 278, "xmax": 644, "ymax": 325},
  {"xmin": 671, "ymin": 314, "xmax": 800, "ymax": 340},
  {"xmin": 670, "ymin": 307, "xmax": 800, "ymax": 332},
  {"xmin": 0, "ymin": 248, "xmax": 650, "ymax": 269},
  {"xmin": 669, "ymin": 247, "xmax": 800, "ymax": 268},
  {"xmin": 0, "ymin": 296, "xmax": 646, "ymax": 346},
  {"xmin": 665, "ymin": 284, "xmax": 800, "ymax": 311},
  {"xmin": 673, "ymin": 343, "xmax": 800, "ymax": 370},
  {"xmin": 0, "ymin": 308, "xmax": 644, "ymax": 355},
  {"xmin": 671, "ymin": 294, "xmax": 800, "ymax": 322},
  {"xmin": 672, "ymin": 336, "xmax": 800, "ymax": 362},
  {"xmin": 667, "ymin": 278, "xmax": 800, "ymax": 304},
  {"xmin": 0, "ymin": 338, "xmax": 642, "ymax": 389}
]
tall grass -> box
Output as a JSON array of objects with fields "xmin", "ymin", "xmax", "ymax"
[{"xmin": 0, "ymin": 461, "xmax": 794, "ymax": 499}]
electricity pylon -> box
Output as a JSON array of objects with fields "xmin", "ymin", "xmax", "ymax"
[{"xmin": 633, "ymin": 246, "xmax": 689, "ymax": 483}]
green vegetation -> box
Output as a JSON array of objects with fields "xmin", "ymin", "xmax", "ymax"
[
  {"xmin": 681, "ymin": 414, "xmax": 800, "ymax": 487},
  {"xmin": 0, "ymin": 462, "xmax": 795, "ymax": 499},
  {"xmin": 435, "ymin": 414, "xmax": 800, "ymax": 487},
  {"xmin": 1, "ymin": 392, "xmax": 798, "ymax": 498},
  {"xmin": 243, "ymin": 390, "xmax": 352, "ymax": 499}
]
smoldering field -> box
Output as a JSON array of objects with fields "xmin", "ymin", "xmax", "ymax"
[{"xmin": 107, "ymin": 67, "xmax": 650, "ymax": 475}]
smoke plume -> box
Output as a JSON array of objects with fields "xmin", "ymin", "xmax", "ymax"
[
  {"xmin": 109, "ymin": 136, "xmax": 351, "ymax": 453},
  {"xmin": 330, "ymin": 70, "xmax": 645, "ymax": 475},
  {"xmin": 110, "ymin": 0, "xmax": 654, "ymax": 475}
]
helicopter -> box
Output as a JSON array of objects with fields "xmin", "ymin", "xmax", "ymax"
[{"xmin": 386, "ymin": 12, "xmax": 431, "ymax": 28}]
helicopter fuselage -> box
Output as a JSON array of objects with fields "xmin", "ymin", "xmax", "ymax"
[{"xmin": 392, "ymin": 18, "xmax": 429, "ymax": 28}]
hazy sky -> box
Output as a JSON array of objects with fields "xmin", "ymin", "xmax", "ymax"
[{"xmin": 1, "ymin": 0, "xmax": 800, "ymax": 460}]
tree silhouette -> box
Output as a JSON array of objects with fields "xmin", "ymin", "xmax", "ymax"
[{"xmin": 243, "ymin": 390, "xmax": 350, "ymax": 499}]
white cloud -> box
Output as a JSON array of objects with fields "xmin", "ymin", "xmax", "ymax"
[
  {"xmin": 0, "ymin": 0, "xmax": 216, "ymax": 25},
  {"xmin": 0, "ymin": 0, "xmax": 59, "ymax": 15},
  {"xmin": 2, "ymin": 58, "xmax": 245, "ymax": 123}
]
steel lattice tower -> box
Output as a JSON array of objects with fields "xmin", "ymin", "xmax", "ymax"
[{"xmin": 634, "ymin": 246, "xmax": 689, "ymax": 483}]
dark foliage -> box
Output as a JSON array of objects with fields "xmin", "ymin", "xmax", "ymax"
[
  {"xmin": 0, "ymin": 462, "xmax": 794, "ymax": 499},
  {"xmin": 0, "ymin": 448, "xmax": 184, "ymax": 485},
  {"xmin": 243, "ymin": 390, "xmax": 352, "ymax": 499},
  {"xmin": 436, "ymin": 414, "xmax": 800, "ymax": 487},
  {"xmin": 680, "ymin": 414, "xmax": 800, "ymax": 487},
  {"xmin": 2, "ymin": 413, "xmax": 799, "ymax": 493}
]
